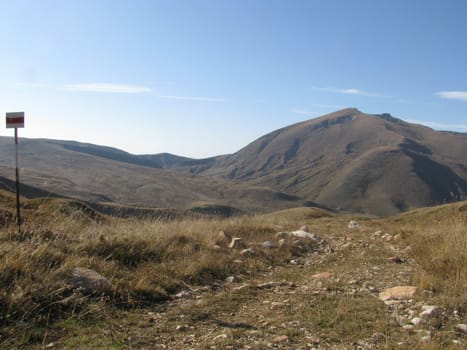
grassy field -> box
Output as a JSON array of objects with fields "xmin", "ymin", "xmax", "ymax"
[{"xmin": 0, "ymin": 194, "xmax": 465, "ymax": 349}]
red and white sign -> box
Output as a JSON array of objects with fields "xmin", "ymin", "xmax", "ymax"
[{"xmin": 6, "ymin": 112, "xmax": 25, "ymax": 128}]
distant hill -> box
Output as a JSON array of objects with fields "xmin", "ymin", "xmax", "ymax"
[
  {"xmin": 0, "ymin": 137, "xmax": 307, "ymax": 214},
  {"xmin": 0, "ymin": 108, "xmax": 465, "ymax": 216}
]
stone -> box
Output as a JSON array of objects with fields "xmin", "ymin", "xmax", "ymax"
[
  {"xmin": 278, "ymin": 239, "xmax": 285, "ymax": 247},
  {"xmin": 273, "ymin": 335, "xmax": 289, "ymax": 343},
  {"xmin": 300, "ymin": 225, "xmax": 310, "ymax": 232},
  {"xmin": 378, "ymin": 286, "xmax": 417, "ymax": 301},
  {"xmin": 229, "ymin": 237, "xmax": 247, "ymax": 249},
  {"xmin": 69, "ymin": 267, "xmax": 111, "ymax": 294},
  {"xmin": 175, "ymin": 290, "xmax": 192, "ymax": 299},
  {"xmin": 403, "ymin": 325, "xmax": 414, "ymax": 331},
  {"xmin": 212, "ymin": 244, "xmax": 222, "ymax": 251},
  {"xmin": 260, "ymin": 241, "xmax": 276, "ymax": 249},
  {"xmin": 420, "ymin": 305, "xmax": 440, "ymax": 319},
  {"xmin": 215, "ymin": 334, "xmax": 228, "ymax": 340},
  {"xmin": 312, "ymin": 272, "xmax": 333, "ymax": 279},
  {"xmin": 348, "ymin": 220, "xmax": 360, "ymax": 229},
  {"xmin": 420, "ymin": 335, "xmax": 431, "ymax": 342},
  {"xmin": 217, "ymin": 230, "xmax": 232, "ymax": 243},
  {"xmin": 176, "ymin": 325, "xmax": 188, "ymax": 331},
  {"xmin": 290, "ymin": 230, "xmax": 322, "ymax": 242},
  {"xmin": 410, "ymin": 317, "xmax": 426, "ymax": 326},
  {"xmin": 225, "ymin": 276, "xmax": 236, "ymax": 283},
  {"xmin": 270, "ymin": 302, "xmax": 287, "ymax": 309},
  {"xmin": 456, "ymin": 323, "xmax": 467, "ymax": 334},
  {"xmin": 240, "ymin": 248, "xmax": 255, "ymax": 257}
]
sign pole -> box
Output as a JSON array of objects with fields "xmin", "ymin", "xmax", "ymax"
[
  {"xmin": 6, "ymin": 112, "xmax": 25, "ymax": 233},
  {"xmin": 14, "ymin": 127, "xmax": 21, "ymax": 232}
]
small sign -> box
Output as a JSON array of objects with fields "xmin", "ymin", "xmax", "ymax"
[{"xmin": 6, "ymin": 112, "xmax": 25, "ymax": 128}]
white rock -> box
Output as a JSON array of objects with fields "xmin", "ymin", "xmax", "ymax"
[
  {"xmin": 456, "ymin": 323, "xmax": 467, "ymax": 334},
  {"xmin": 420, "ymin": 305, "xmax": 440, "ymax": 319},
  {"xmin": 225, "ymin": 276, "xmax": 236, "ymax": 283},
  {"xmin": 410, "ymin": 317, "xmax": 426, "ymax": 326},
  {"xmin": 420, "ymin": 335, "xmax": 431, "ymax": 342},
  {"xmin": 290, "ymin": 230, "xmax": 322, "ymax": 241},
  {"xmin": 229, "ymin": 237, "xmax": 246, "ymax": 249},
  {"xmin": 240, "ymin": 248, "xmax": 255, "ymax": 257},
  {"xmin": 260, "ymin": 241, "xmax": 276, "ymax": 249},
  {"xmin": 348, "ymin": 220, "xmax": 360, "ymax": 229}
]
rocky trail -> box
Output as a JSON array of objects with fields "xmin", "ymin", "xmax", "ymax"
[{"xmin": 66, "ymin": 221, "xmax": 464, "ymax": 349}]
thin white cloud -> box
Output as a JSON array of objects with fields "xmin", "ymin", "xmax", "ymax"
[
  {"xmin": 158, "ymin": 95, "xmax": 228, "ymax": 102},
  {"xmin": 435, "ymin": 91, "xmax": 467, "ymax": 101},
  {"xmin": 64, "ymin": 83, "xmax": 151, "ymax": 94},
  {"xmin": 406, "ymin": 119, "xmax": 467, "ymax": 131},
  {"xmin": 290, "ymin": 109, "xmax": 316, "ymax": 115},
  {"xmin": 313, "ymin": 86, "xmax": 386, "ymax": 97},
  {"xmin": 15, "ymin": 82, "xmax": 49, "ymax": 88},
  {"xmin": 311, "ymin": 103, "xmax": 344, "ymax": 109}
]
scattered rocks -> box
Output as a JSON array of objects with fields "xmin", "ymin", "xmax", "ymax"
[
  {"xmin": 69, "ymin": 267, "xmax": 111, "ymax": 294},
  {"xmin": 275, "ymin": 228, "xmax": 323, "ymax": 243},
  {"xmin": 378, "ymin": 286, "xmax": 417, "ymax": 302},
  {"xmin": 229, "ymin": 237, "xmax": 247, "ymax": 249}
]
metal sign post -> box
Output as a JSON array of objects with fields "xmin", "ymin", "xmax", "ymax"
[{"xmin": 6, "ymin": 112, "xmax": 25, "ymax": 232}]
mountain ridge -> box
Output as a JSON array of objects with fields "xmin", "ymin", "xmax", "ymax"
[{"xmin": 0, "ymin": 108, "xmax": 465, "ymax": 216}]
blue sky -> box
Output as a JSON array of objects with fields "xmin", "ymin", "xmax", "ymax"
[{"xmin": 1, "ymin": 0, "xmax": 466, "ymax": 158}]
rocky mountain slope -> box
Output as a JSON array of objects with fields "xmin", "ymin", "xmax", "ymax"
[{"xmin": 0, "ymin": 108, "xmax": 465, "ymax": 216}]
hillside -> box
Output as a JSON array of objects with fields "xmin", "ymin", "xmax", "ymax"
[
  {"xmin": 0, "ymin": 108, "xmax": 465, "ymax": 216},
  {"xmin": 189, "ymin": 108, "xmax": 467, "ymax": 215},
  {"xmin": 1, "ymin": 193, "xmax": 465, "ymax": 349},
  {"xmin": 0, "ymin": 138, "xmax": 305, "ymax": 214}
]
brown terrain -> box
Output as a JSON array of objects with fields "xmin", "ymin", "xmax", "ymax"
[{"xmin": 0, "ymin": 108, "xmax": 465, "ymax": 217}]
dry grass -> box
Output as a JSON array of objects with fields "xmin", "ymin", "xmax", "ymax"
[
  {"xmin": 0, "ymin": 200, "xmax": 306, "ymax": 347},
  {"xmin": 1, "ymin": 197, "xmax": 465, "ymax": 349}
]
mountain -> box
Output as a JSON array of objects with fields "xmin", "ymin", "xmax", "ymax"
[
  {"xmin": 189, "ymin": 108, "xmax": 467, "ymax": 215},
  {"xmin": 0, "ymin": 108, "xmax": 465, "ymax": 216}
]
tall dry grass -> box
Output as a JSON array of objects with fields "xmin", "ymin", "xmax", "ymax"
[
  {"xmin": 0, "ymin": 203, "xmax": 303, "ymax": 345},
  {"xmin": 409, "ymin": 216, "xmax": 466, "ymax": 295}
]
